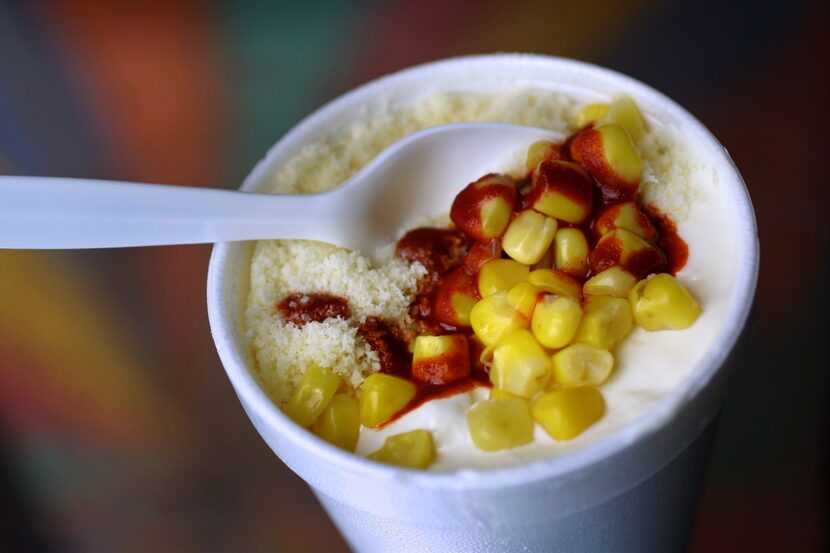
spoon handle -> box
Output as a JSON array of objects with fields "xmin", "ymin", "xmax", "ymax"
[{"xmin": 0, "ymin": 176, "xmax": 340, "ymax": 248}]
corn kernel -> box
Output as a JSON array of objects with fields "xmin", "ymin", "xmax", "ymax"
[
  {"xmin": 554, "ymin": 228, "xmax": 589, "ymax": 277},
  {"xmin": 597, "ymin": 94, "xmax": 646, "ymax": 142},
  {"xmin": 506, "ymin": 282, "xmax": 540, "ymax": 320},
  {"xmin": 311, "ymin": 394, "xmax": 360, "ymax": 452},
  {"xmin": 583, "ymin": 267, "xmax": 637, "ymax": 298},
  {"xmin": 590, "ymin": 228, "xmax": 665, "ymax": 278},
  {"xmin": 552, "ymin": 343, "xmax": 613, "ymax": 386},
  {"xmin": 594, "ymin": 201, "xmax": 657, "ymax": 241},
  {"xmin": 474, "ymin": 173, "xmax": 513, "ymax": 190},
  {"xmin": 529, "ymin": 161, "xmax": 594, "ymax": 224},
  {"xmin": 526, "ymin": 140, "xmax": 560, "ymax": 172},
  {"xmin": 570, "ymin": 124, "xmax": 643, "ymax": 191},
  {"xmin": 470, "ymin": 292, "xmax": 528, "ymax": 346},
  {"xmin": 450, "ymin": 293, "xmax": 478, "ymax": 326},
  {"xmin": 359, "ymin": 373, "xmax": 417, "ymax": 428},
  {"xmin": 467, "ymin": 399, "xmax": 534, "ymax": 451},
  {"xmin": 531, "ymin": 294, "xmax": 582, "ymax": 349},
  {"xmin": 284, "ymin": 364, "xmax": 342, "ymax": 428},
  {"xmin": 479, "ymin": 343, "xmax": 495, "ymax": 367},
  {"xmin": 479, "ymin": 196, "xmax": 513, "ymax": 238},
  {"xmin": 468, "ymin": 334, "xmax": 488, "ymax": 374},
  {"xmin": 478, "ymin": 259, "xmax": 529, "ymax": 297},
  {"xmin": 528, "ymin": 268, "xmax": 582, "ymax": 299},
  {"xmin": 502, "ymin": 210, "xmax": 558, "ymax": 265},
  {"xmin": 596, "ymin": 124, "xmax": 643, "ymax": 183},
  {"xmin": 532, "ymin": 387, "xmax": 605, "ymax": 441},
  {"xmin": 368, "ymin": 429, "xmax": 436, "ymax": 469},
  {"xmin": 490, "ymin": 329, "xmax": 552, "ymax": 397},
  {"xmin": 462, "ymin": 239, "xmax": 501, "ymax": 274},
  {"xmin": 412, "ymin": 334, "xmax": 470, "ymax": 385},
  {"xmin": 489, "ymin": 387, "xmax": 522, "ymax": 401},
  {"xmin": 432, "ymin": 267, "xmax": 479, "ymax": 328},
  {"xmin": 412, "ymin": 334, "xmax": 464, "ymax": 363},
  {"xmin": 575, "ymin": 102, "xmax": 610, "ymax": 128},
  {"xmin": 629, "ymin": 273, "xmax": 701, "ymax": 331},
  {"xmin": 574, "ymin": 295, "xmax": 633, "ymax": 350},
  {"xmin": 450, "ymin": 174, "xmax": 517, "ymax": 240}
]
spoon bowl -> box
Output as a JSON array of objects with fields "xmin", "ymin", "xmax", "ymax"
[{"xmin": 0, "ymin": 123, "xmax": 562, "ymax": 259}]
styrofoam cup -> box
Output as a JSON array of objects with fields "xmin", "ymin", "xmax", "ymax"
[{"xmin": 207, "ymin": 54, "xmax": 759, "ymax": 552}]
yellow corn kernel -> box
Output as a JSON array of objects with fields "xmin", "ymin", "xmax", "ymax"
[
  {"xmin": 554, "ymin": 228, "xmax": 589, "ymax": 277},
  {"xmin": 629, "ymin": 273, "xmax": 702, "ymax": 331},
  {"xmin": 532, "ymin": 387, "xmax": 605, "ymax": 441},
  {"xmin": 595, "ymin": 124, "xmax": 643, "ymax": 184},
  {"xmin": 412, "ymin": 334, "xmax": 464, "ymax": 364},
  {"xmin": 359, "ymin": 373, "xmax": 417, "ymax": 428},
  {"xmin": 531, "ymin": 294, "xmax": 582, "ymax": 349},
  {"xmin": 478, "ymin": 259, "xmax": 529, "ymax": 297},
  {"xmin": 502, "ymin": 210, "xmax": 558, "ymax": 265},
  {"xmin": 479, "ymin": 343, "xmax": 495, "ymax": 367},
  {"xmin": 412, "ymin": 334, "xmax": 470, "ymax": 385},
  {"xmin": 284, "ymin": 364, "xmax": 342, "ymax": 428},
  {"xmin": 575, "ymin": 102, "xmax": 610, "ymax": 128},
  {"xmin": 489, "ymin": 387, "xmax": 522, "ymax": 401},
  {"xmin": 615, "ymin": 227, "xmax": 654, "ymax": 258},
  {"xmin": 368, "ymin": 429, "xmax": 436, "ymax": 469},
  {"xmin": 451, "ymin": 174, "xmax": 517, "ymax": 240},
  {"xmin": 574, "ymin": 295, "xmax": 633, "ymax": 350},
  {"xmin": 479, "ymin": 196, "xmax": 513, "ymax": 238},
  {"xmin": 598, "ymin": 94, "xmax": 646, "ymax": 142},
  {"xmin": 530, "ymin": 161, "xmax": 594, "ymax": 224},
  {"xmin": 583, "ymin": 267, "xmax": 637, "ymax": 298},
  {"xmin": 590, "ymin": 228, "xmax": 664, "ymax": 278},
  {"xmin": 312, "ymin": 394, "xmax": 360, "ymax": 452},
  {"xmin": 467, "ymin": 399, "xmax": 534, "ymax": 451},
  {"xmin": 526, "ymin": 140, "xmax": 557, "ymax": 172},
  {"xmin": 472, "ymin": 173, "xmax": 514, "ymax": 191},
  {"xmin": 470, "ymin": 292, "xmax": 528, "ymax": 347},
  {"xmin": 506, "ymin": 282, "xmax": 540, "ymax": 320},
  {"xmin": 552, "ymin": 343, "xmax": 613, "ymax": 386},
  {"xmin": 432, "ymin": 268, "xmax": 479, "ymax": 328},
  {"xmin": 490, "ymin": 329, "xmax": 552, "ymax": 397},
  {"xmin": 450, "ymin": 292, "xmax": 478, "ymax": 326},
  {"xmin": 594, "ymin": 201, "xmax": 656, "ymax": 241},
  {"xmin": 473, "ymin": 173, "xmax": 513, "ymax": 189},
  {"xmin": 528, "ymin": 268, "xmax": 581, "ymax": 299}
]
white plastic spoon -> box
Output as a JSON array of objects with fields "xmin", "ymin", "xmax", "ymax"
[{"xmin": 0, "ymin": 123, "xmax": 562, "ymax": 256}]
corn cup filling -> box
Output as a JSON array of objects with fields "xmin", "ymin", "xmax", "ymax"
[{"xmin": 249, "ymin": 92, "xmax": 708, "ymax": 471}]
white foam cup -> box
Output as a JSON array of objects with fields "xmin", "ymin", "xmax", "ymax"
[{"xmin": 207, "ymin": 55, "xmax": 759, "ymax": 552}]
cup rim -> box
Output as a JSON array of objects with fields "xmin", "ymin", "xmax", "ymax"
[{"xmin": 207, "ymin": 53, "xmax": 759, "ymax": 491}]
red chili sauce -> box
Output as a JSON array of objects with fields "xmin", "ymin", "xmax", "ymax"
[
  {"xmin": 356, "ymin": 317, "xmax": 412, "ymax": 377},
  {"xmin": 277, "ymin": 292, "xmax": 351, "ymax": 325},
  {"xmin": 643, "ymin": 204, "xmax": 689, "ymax": 275}
]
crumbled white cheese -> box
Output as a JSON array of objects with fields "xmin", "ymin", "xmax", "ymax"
[{"xmin": 246, "ymin": 240, "xmax": 424, "ymax": 404}]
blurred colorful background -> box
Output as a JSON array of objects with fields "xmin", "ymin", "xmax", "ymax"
[{"xmin": 1, "ymin": 0, "xmax": 827, "ymax": 551}]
